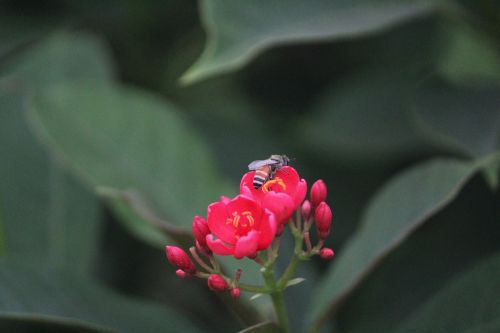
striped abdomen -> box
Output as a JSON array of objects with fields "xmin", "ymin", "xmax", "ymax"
[{"xmin": 253, "ymin": 166, "xmax": 271, "ymax": 189}]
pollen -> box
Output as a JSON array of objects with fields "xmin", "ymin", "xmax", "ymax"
[{"xmin": 261, "ymin": 177, "xmax": 286, "ymax": 193}]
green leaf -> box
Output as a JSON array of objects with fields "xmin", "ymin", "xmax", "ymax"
[
  {"xmin": 2, "ymin": 31, "xmax": 114, "ymax": 86},
  {"xmin": 0, "ymin": 87, "xmax": 100, "ymax": 274},
  {"xmin": 333, "ymin": 175, "xmax": 500, "ymax": 333},
  {"xmin": 413, "ymin": 80, "xmax": 500, "ymax": 158},
  {"xmin": 438, "ymin": 19, "xmax": 500, "ymax": 85},
  {"xmin": 308, "ymin": 155, "xmax": 500, "ymax": 330},
  {"xmin": 0, "ymin": 205, "xmax": 5, "ymax": 257},
  {"xmin": 28, "ymin": 81, "xmax": 230, "ymax": 236},
  {"xmin": 392, "ymin": 252, "xmax": 500, "ymax": 333},
  {"xmin": 181, "ymin": 0, "xmax": 437, "ymax": 83},
  {"xmin": 238, "ymin": 321, "xmax": 280, "ymax": 333},
  {"xmin": 0, "ymin": 260, "xmax": 201, "ymax": 333},
  {"xmin": 0, "ymin": 314, "xmax": 113, "ymax": 333},
  {"xmin": 304, "ymin": 68, "xmax": 425, "ymax": 163}
]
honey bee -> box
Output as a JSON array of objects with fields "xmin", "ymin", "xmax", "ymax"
[{"xmin": 248, "ymin": 154, "xmax": 290, "ymax": 189}]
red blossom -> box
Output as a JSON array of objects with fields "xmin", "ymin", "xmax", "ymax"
[
  {"xmin": 165, "ymin": 246, "xmax": 196, "ymax": 274},
  {"xmin": 315, "ymin": 202, "xmax": 332, "ymax": 239},
  {"xmin": 240, "ymin": 166, "xmax": 307, "ymax": 225},
  {"xmin": 207, "ymin": 274, "xmax": 229, "ymax": 292},
  {"xmin": 310, "ymin": 179, "xmax": 327, "ymax": 207},
  {"xmin": 205, "ymin": 195, "xmax": 277, "ymax": 259}
]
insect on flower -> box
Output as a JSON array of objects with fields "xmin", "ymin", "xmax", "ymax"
[{"xmin": 248, "ymin": 154, "xmax": 290, "ymax": 189}]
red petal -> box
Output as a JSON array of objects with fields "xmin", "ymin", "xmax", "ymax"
[
  {"xmin": 261, "ymin": 192, "xmax": 295, "ymax": 224},
  {"xmin": 226, "ymin": 195, "xmax": 262, "ymax": 225},
  {"xmin": 257, "ymin": 210, "xmax": 277, "ymax": 250},
  {"xmin": 206, "ymin": 235, "xmax": 234, "ymax": 256},
  {"xmin": 234, "ymin": 230, "xmax": 259, "ymax": 259},
  {"xmin": 207, "ymin": 201, "xmax": 236, "ymax": 245}
]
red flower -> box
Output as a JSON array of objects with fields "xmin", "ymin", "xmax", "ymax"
[
  {"xmin": 206, "ymin": 195, "xmax": 277, "ymax": 259},
  {"xmin": 240, "ymin": 166, "xmax": 307, "ymax": 224}
]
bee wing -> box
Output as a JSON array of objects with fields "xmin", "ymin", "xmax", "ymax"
[{"xmin": 248, "ymin": 159, "xmax": 277, "ymax": 170}]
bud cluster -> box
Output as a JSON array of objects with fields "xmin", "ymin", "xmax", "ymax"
[{"xmin": 164, "ymin": 163, "xmax": 335, "ymax": 298}]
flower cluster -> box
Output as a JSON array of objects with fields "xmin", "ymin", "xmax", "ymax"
[{"xmin": 165, "ymin": 163, "xmax": 334, "ymax": 296}]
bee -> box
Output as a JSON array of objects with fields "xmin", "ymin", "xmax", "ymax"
[{"xmin": 248, "ymin": 154, "xmax": 290, "ymax": 189}]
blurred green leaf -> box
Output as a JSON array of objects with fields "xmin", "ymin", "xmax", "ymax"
[
  {"xmin": 308, "ymin": 154, "xmax": 500, "ymax": 330},
  {"xmin": 181, "ymin": 0, "xmax": 437, "ymax": 83},
  {"xmin": 28, "ymin": 81, "xmax": 230, "ymax": 239},
  {"xmin": 438, "ymin": 19, "xmax": 500, "ymax": 85},
  {"xmin": 0, "ymin": 86, "xmax": 100, "ymax": 274},
  {"xmin": 0, "ymin": 260, "xmax": 201, "ymax": 333},
  {"xmin": 303, "ymin": 68, "xmax": 425, "ymax": 163},
  {"xmin": 392, "ymin": 252, "xmax": 500, "ymax": 333},
  {"xmin": 0, "ymin": 206, "xmax": 4, "ymax": 256},
  {"xmin": 0, "ymin": 314, "xmax": 113, "ymax": 333},
  {"xmin": 239, "ymin": 321, "xmax": 279, "ymax": 333},
  {"xmin": 334, "ymin": 174, "xmax": 500, "ymax": 333},
  {"xmin": 2, "ymin": 31, "xmax": 114, "ymax": 85},
  {"xmin": 413, "ymin": 80, "xmax": 500, "ymax": 158}
]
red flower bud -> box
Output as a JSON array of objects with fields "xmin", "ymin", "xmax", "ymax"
[
  {"xmin": 310, "ymin": 180, "xmax": 327, "ymax": 207},
  {"xmin": 315, "ymin": 202, "xmax": 332, "ymax": 239},
  {"xmin": 196, "ymin": 240, "xmax": 211, "ymax": 256},
  {"xmin": 175, "ymin": 269, "xmax": 187, "ymax": 278},
  {"xmin": 320, "ymin": 248, "xmax": 335, "ymax": 260},
  {"xmin": 231, "ymin": 288, "xmax": 241, "ymax": 298},
  {"xmin": 207, "ymin": 274, "xmax": 229, "ymax": 292},
  {"xmin": 165, "ymin": 246, "xmax": 196, "ymax": 273},
  {"xmin": 192, "ymin": 216, "xmax": 210, "ymax": 247},
  {"xmin": 301, "ymin": 200, "xmax": 312, "ymax": 220}
]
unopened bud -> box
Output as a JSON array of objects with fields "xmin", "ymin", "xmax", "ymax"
[
  {"xmin": 320, "ymin": 248, "xmax": 335, "ymax": 260},
  {"xmin": 207, "ymin": 274, "xmax": 229, "ymax": 292},
  {"xmin": 175, "ymin": 269, "xmax": 188, "ymax": 278},
  {"xmin": 301, "ymin": 200, "xmax": 312, "ymax": 220},
  {"xmin": 315, "ymin": 202, "xmax": 332, "ymax": 239},
  {"xmin": 165, "ymin": 246, "xmax": 196, "ymax": 273},
  {"xmin": 196, "ymin": 240, "xmax": 211, "ymax": 256},
  {"xmin": 192, "ymin": 216, "xmax": 210, "ymax": 248},
  {"xmin": 311, "ymin": 180, "xmax": 327, "ymax": 207},
  {"xmin": 231, "ymin": 288, "xmax": 241, "ymax": 298}
]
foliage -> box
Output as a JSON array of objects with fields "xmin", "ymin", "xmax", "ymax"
[{"xmin": 0, "ymin": 0, "xmax": 499, "ymax": 332}]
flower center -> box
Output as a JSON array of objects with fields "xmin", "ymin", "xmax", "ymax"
[
  {"xmin": 226, "ymin": 211, "xmax": 255, "ymax": 228},
  {"xmin": 261, "ymin": 177, "xmax": 286, "ymax": 193}
]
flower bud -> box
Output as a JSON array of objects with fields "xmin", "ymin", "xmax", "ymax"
[
  {"xmin": 192, "ymin": 216, "xmax": 210, "ymax": 248},
  {"xmin": 207, "ymin": 274, "xmax": 229, "ymax": 292},
  {"xmin": 315, "ymin": 202, "xmax": 332, "ymax": 239},
  {"xmin": 301, "ymin": 200, "xmax": 312, "ymax": 220},
  {"xmin": 310, "ymin": 180, "xmax": 327, "ymax": 207},
  {"xmin": 175, "ymin": 269, "xmax": 187, "ymax": 278},
  {"xmin": 231, "ymin": 288, "xmax": 241, "ymax": 298},
  {"xmin": 196, "ymin": 240, "xmax": 211, "ymax": 256},
  {"xmin": 165, "ymin": 246, "xmax": 196, "ymax": 273},
  {"xmin": 320, "ymin": 248, "xmax": 335, "ymax": 260}
]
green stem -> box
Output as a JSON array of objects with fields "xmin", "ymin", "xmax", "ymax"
[{"xmin": 262, "ymin": 267, "xmax": 291, "ymax": 333}]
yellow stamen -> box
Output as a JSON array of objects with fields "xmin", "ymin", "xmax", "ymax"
[{"xmin": 261, "ymin": 177, "xmax": 286, "ymax": 193}]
